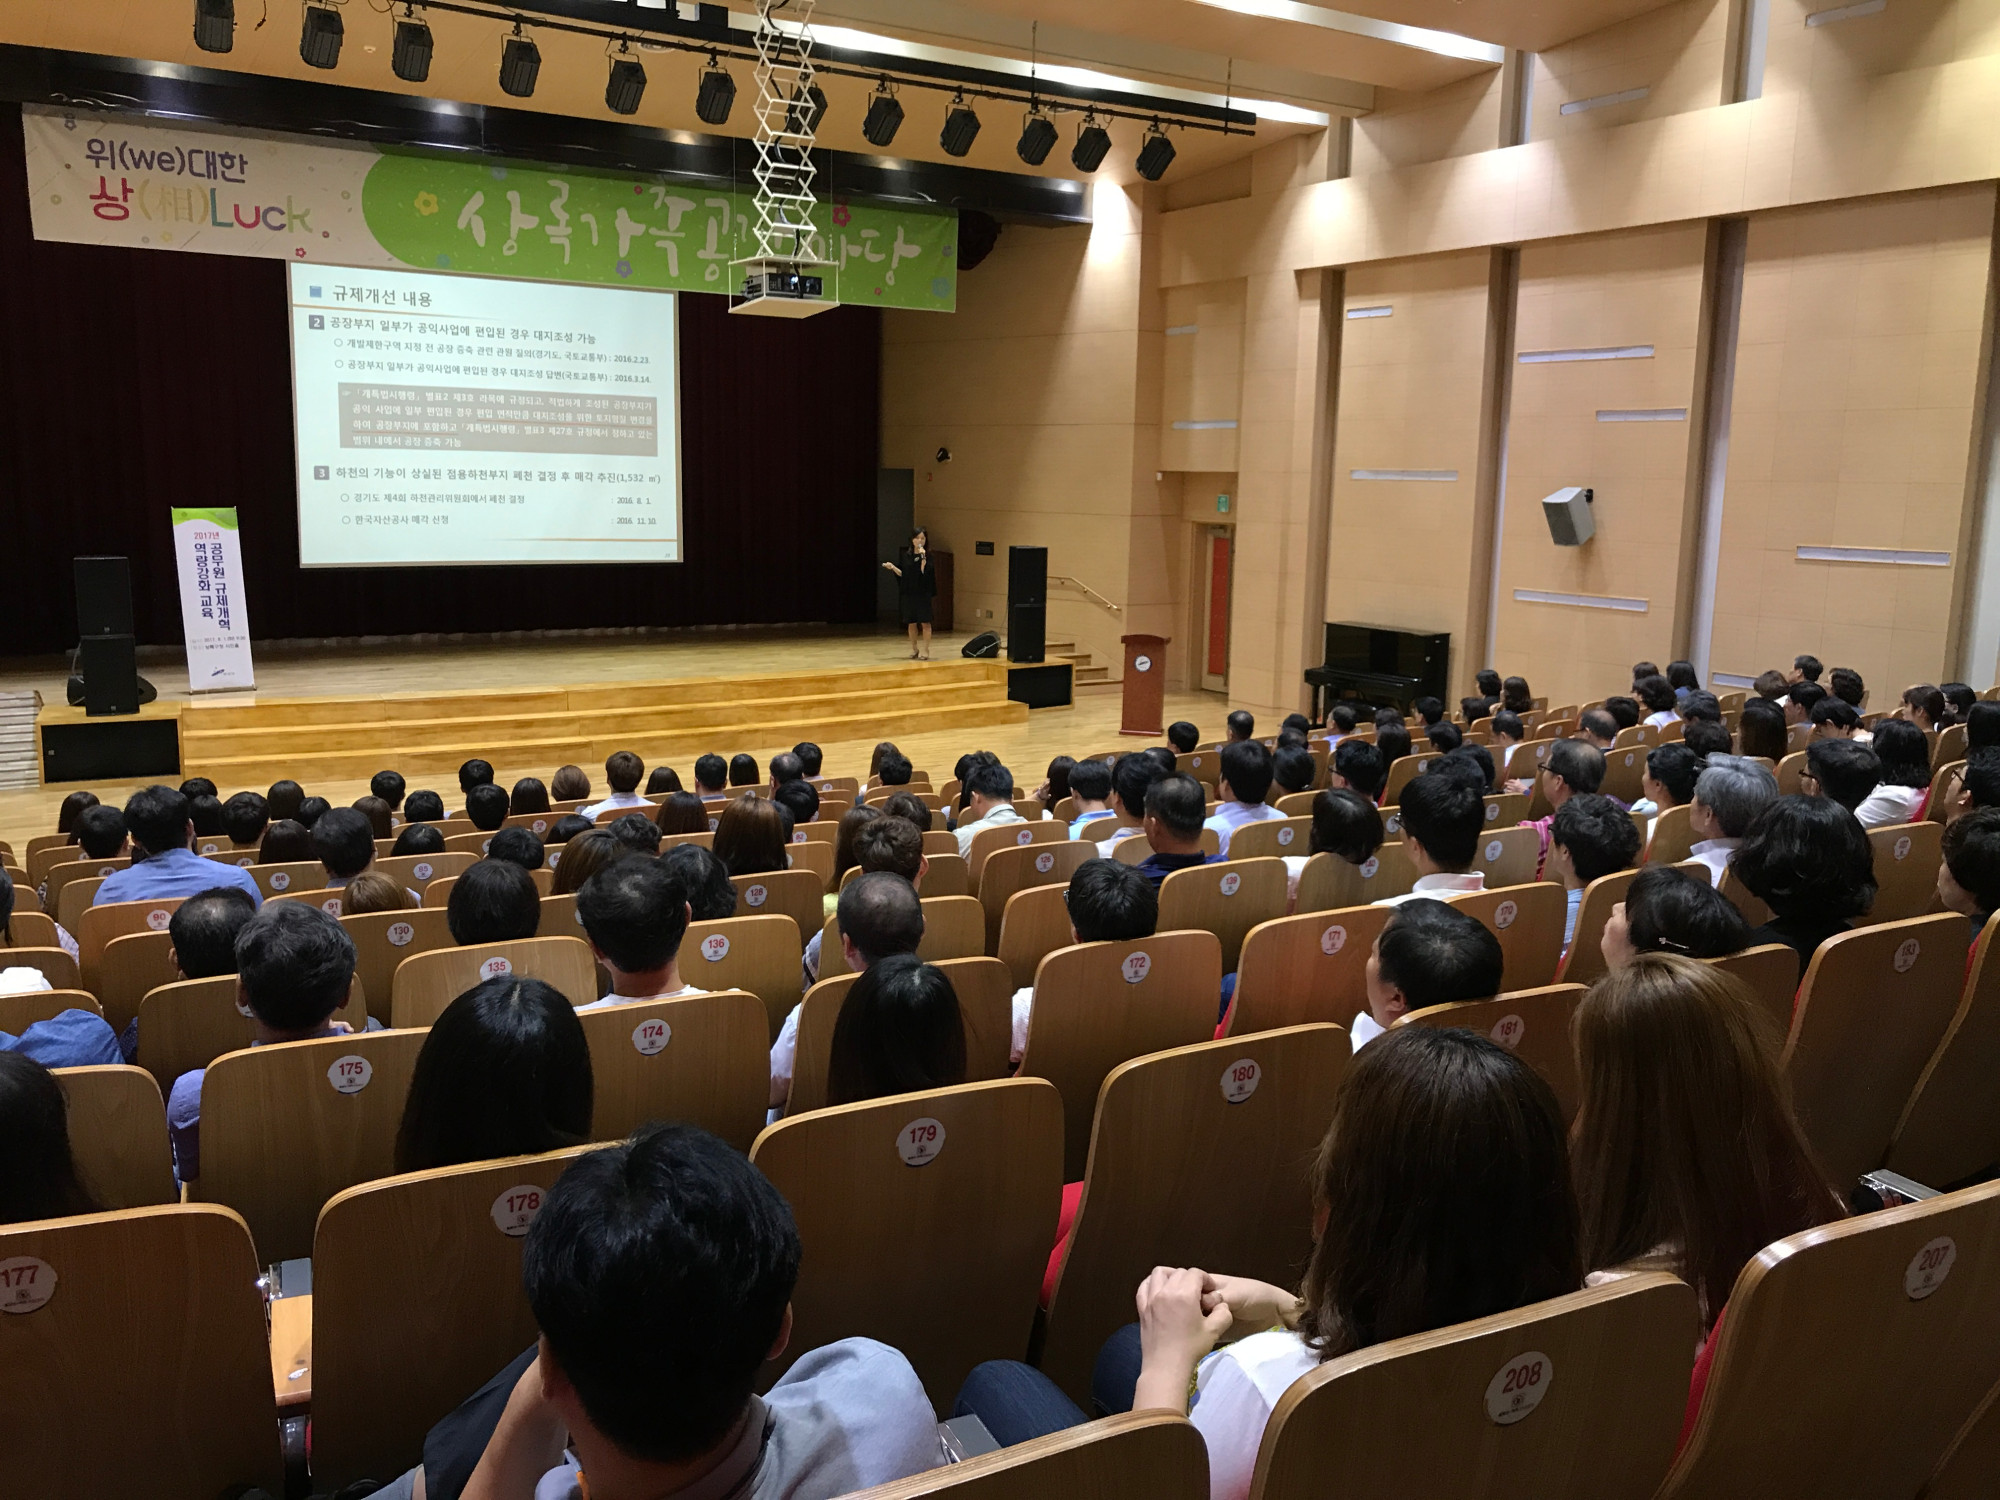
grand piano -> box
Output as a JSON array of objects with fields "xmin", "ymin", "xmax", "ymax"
[{"xmin": 1304, "ymin": 622, "xmax": 1450, "ymax": 719}]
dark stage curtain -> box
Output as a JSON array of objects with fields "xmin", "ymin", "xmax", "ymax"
[{"xmin": 0, "ymin": 105, "xmax": 880, "ymax": 653}]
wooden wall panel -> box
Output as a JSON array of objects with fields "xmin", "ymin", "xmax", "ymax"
[
  {"xmin": 1762, "ymin": 0, "xmax": 2000, "ymax": 97},
  {"xmin": 1531, "ymin": 0, "xmax": 1732, "ymax": 140},
  {"xmin": 1351, "ymin": 71, "xmax": 1506, "ymax": 177},
  {"xmin": 1709, "ymin": 184, "xmax": 1997, "ymax": 698},
  {"xmin": 1159, "ymin": 281, "xmax": 1245, "ymax": 472}
]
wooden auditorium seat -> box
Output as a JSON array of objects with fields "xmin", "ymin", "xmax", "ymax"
[
  {"xmin": 1887, "ymin": 912, "xmax": 2000, "ymax": 1187},
  {"xmin": 375, "ymin": 850, "xmax": 476, "ymax": 901},
  {"xmin": 245, "ymin": 860, "xmax": 329, "ymax": 900},
  {"xmin": 1707, "ymin": 944, "xmax": 1801, "ymax": 1037},
  {"xmin": 1645, "ymin": 804, "xmax": 1697, "ymax": 865},
  {"xmin": 1039, "ymin": 1026, "xmax": 1346, "ymax": 1403},
  {"xmin": 1223, "ymin": 816, "xmax": 1311, "ymax": 860},
  {"xmin": 838, "ymin": 1412, "xmax": 1207, "ymax": 1500},
  {"xmin": 729, "ymin": 869, "xmax": 824, "ymax": 951},
  {"xmin": 995, "ymin": 883, "xmax": 1075, "ymax": 991},
  {"xmin": 137, "ymin": 972, "xmax": 370, "ymax": 1091},
  {"xmin": 1716, "ymin": 865, "xmax": 1774, "ymax": 927},
  {"xmin": 1294, "ymin": 842, "xmax": 1418, "ymax": 911},
  {"xmin": 0, "ymin": 987, "xmax": 99, "ymax": 1035},
  {"xmin": 0, "ymin": 908, "xmax": 58, "ymax": 949},
  {"xmin": 45, "ymin": 856, "xmax": 128, "ymax": 923},
  {"xmin": 963, "ymin": 819, "xmax": 1068, "ymax": 884},
  {"xmin": 976, "ymin": 840, "xmax": 1093, "ymax": 949},
  {"xmin": 820, "ymin": 895, "xmax": 984, "ymax": 963},
  {"xmin": 1447, "ymin": 883, "xmax": 1567, "ymax": 992},
  {"xmin": 1226, "ymin": 905, "xmax": 1388, "ymax": 1037},
  {"xmin": 1394, "ymin": 986, "xmax": 1587, "ymax": 1123},
  {"xmin": 1469, "ymin": 825, "xmax": 1543, "ymax": 890},
  {"xmin": 53, "ymin": 1064, "xmax": 178, "ymax": 1209},
  {"xmin": 749, "ymin": 1078, "xmax": 1063, "ymax": 1408},
  {"xmin": 682, "ymin": 913, "xmax": 805, "ymax": 1040},
  {"xmin": 390, "ymin": 935, "xmax": 599, "ymax": 1027},
  {"xmin": 1109, "ymin": 828, "xmax": 1223, "ymax": 865},
  {"xmin": 1158, "ymin": 857, "xmax": 1287, "ymax": 972},
  {"xmin": 1867, "ymin": 821, "xmax": 1944, "ymax": 922},
  {"xmin": 576, "ymin": 990, "xmax": 768, "ymax": 1150},
  {"xmin": 343, "ymin": 906, "xmax": 455, "ymax": 1025},
  {"xmin": 76, "ymin": 896, "xmax": 186, "ymax": 1000},
  {"xmin": 0, "ymin": 946, "xmax": 80, "ymax": 994},
  {"xmin": 1555, "ymin": 867, "xmax": 1643, "ymax": 985}
]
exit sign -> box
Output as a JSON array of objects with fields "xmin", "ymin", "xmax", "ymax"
[{"xmin": 1216, "ymin": 493, "xmax": 1232, "ymax": 513}]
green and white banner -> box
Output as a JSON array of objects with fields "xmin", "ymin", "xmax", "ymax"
[
  {"xmin": 21, "ymin": 103, "xmax": 956, "ymax": 311},
  {"xmin": 171, "ymin": 507, "xmax": 256, "ymax": 692}
]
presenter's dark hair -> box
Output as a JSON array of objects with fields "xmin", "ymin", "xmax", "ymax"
[{"xmin": 447, "ymin": 858, "xmax": 542, "ymax": 946}]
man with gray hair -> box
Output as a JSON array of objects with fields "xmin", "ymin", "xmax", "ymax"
[{"xmin": 1686, "ymin": 753, "xmax": 1780, "ymax": 887}]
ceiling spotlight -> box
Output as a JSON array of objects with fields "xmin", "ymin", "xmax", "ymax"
[
  {"xmin": 1135, "ymin": 122, "xmax": 1177, "ymax": 181},
  {"xmin": 299, "ymin": 3, "xmax": 343, "ymax": 69},
  {"xmin": 1071, "ymin": 116, "xmax": 1111, "ymax": 173},
  {"xmin": 786, "ymin": 83, "xmax": 828, "ymax": 135},
  {"xmin": 391, "ymin": 14, "xmax": 433, "ymax": 83},
  {"xmin": 940, "ymin": 95, "xmax": 981, "ymax": 158},
  {"xmin": 695, "ymin": 54, "xmax": 736, "ymax": 125},
  {"xmin": 192, "ymin": 0, "xmax": 233, "ymax": 54},
  {"xmin": 606, "ymin": 48, "xmax": 647, "ymax": 115},
  {"xmin": 1016, "ymin": 109, "xmax": 1057, "ymax": 167},
  {"xmin": 499, "ymin": 25, "xmax": 541, "ymax": 98},
  {"xmin": 862, "ymin": 80, "xmax": 903, "ymax": 147}
]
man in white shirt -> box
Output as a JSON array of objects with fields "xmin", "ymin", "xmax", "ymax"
[
  {"xmin": 573, "ymin": 858, "xmax": 707, "ymax": 1012},
  {"xmin": 1094, "ymin": 753, "xmax": 1167, "ymax": 857},
  {"xmin": 800, "ymin": 817, "xmax": 926, "ymax": 989},
  {"xmin": 580, "ymin": 750, "xmax": 651, "ymax": 821},
  {"xmin": 1350, "ymin": 898, "xmax": 1504, "ymax": 1050},
  {"xmin": 1065, "ymin": 758, "xmax": 1118, "ymax": 839},
  {"xmin": 1202, "ymin": 742, "xmax": 1286, "ymax": 858},
  {"xmin": 1685, "ymin": 754, "xmax": 1779, "ymax": 887},
  {"xmin": 1374, "ymin": 773, "xmax": 1487, "ymax": 908},
  {"xmin": 1010, "ymin": 858, "xmax": 1156, "ymax": 1065},
  {"xmin": 953, "ymin": 760, "xmax": 1026, "ymax": 858},
  {"xmin": 1547, "ymin": 795, "xmax": 1641, "ymax": 952},
  {"xmin": 770, "ymin": 873, "xmax": 923, "ymax": 1109}
]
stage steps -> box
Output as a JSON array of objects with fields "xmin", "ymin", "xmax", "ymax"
[
  {"xmin": 179, "ymin": 660, "xmax": 1028, "ymax": 786},
  {"xmin": 1046, "ymin": 640, "xmax": 1113, "ymax": 689}
]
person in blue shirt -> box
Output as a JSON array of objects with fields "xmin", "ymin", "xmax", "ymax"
[
  {"xmin": 92, "ymin": 785, "xmax": 261, "ymax": 909},
  {"xmin": 1133, "ymin": 774, "xmax": 1217, "ymax": 889},
  {"xmin": 1066, "ymin": 758, "xmax": 1118, "ymax": 839}
]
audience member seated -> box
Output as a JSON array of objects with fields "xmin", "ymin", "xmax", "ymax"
[
  {"xmin": 729, "ymin": 754, "xmax": 761, "ymax": 789},
  {"xmin": 1968, "ymin": 701, "xmax": 2000, "ymax": 752},
  {"xmin": 807, "ymin": 817, "xmax": 925, "ymax": 986},
  {"xmin": 1940, "ymin": 748, "xmax": 2000, "ymax": 823},
  {"xmin": 1354, "ymin": 899, "xmax": 1503, "ymax": 1048},
  {"xmin": 1501, "ymin": 675, "xmax": 1535, "ymax": 715},
  {"xmin": 267, "ymin": 780, "xmax": 307, "ymax": 823},
  {"xmin": 55, "ymin": 789, "xmax": 99, "ymax": 839},
  {"xmin": 869, "ymin": 743, "xmax": 903, "ymax": 781},
  {"xmin": 773, "ymin": 780, "xmax": 822, "ymax": 833},
  {"xmin": 72, "ymin": 803, "xmax": 128, "ymax": 861},
  {"xmin": 660, "ymin": 844, "xmax": 738, "ymax": 922},
  {"xmin": 1732, "ymin": 795, "xmax": 1877, "ymax": 977},
  {"xmin": 768, "ymin": 754, "xmax": 805, "ymax": 791},
  {"xmin": 714, "ymin": 796, "xmax": 789, "ymax": 877},
  {"xmin": 1324, "ymin": 704, "xmax": 1361, "ymax": 741},
  {"xmin": 1203, "ymin": 742, "xmax": 1285, "ymax": 857},
  {"xmin": 341, "ymin": 871, "xmax": 411, "ymax": 916},
  {"xmin": 1785, "ymin": 681, "xmax": 1827, "ymax": 726},
  {"xmin": 607, "ymin": 814, "xmax": 664, "ymax": 856},
  {"xmin": 1571, "ymin": 954, "xmax": 1843, "ymax": 1333},
  {"xmin": 448, "ymin": 859, "xmax": 543, "ymax": 946},
  {"xmin": 391, "ymin": 822, "xmax": 448, "ymax": 858},
  {"xmin": 1734, "ymin": 697, "xmax": 1786, "ymax": 761},
  {"xmin": 793, "ymin": 741, "xmax": 824, "ymax": 776},
  {"xmin": 655, "ymin": 792, "xmax": 709, "ymax": 836},
  {"xmin": 1168, "ymin": 721, "xmax": 1200, "ymax": 754},
  {"xmin": 878, "ymin": 790, "xmax": 929, "ymax": 831},
  {"xmin": 1635, "ymin": 674, "xmax": 1680, "ymax": 728},
  {"xmin": 352, "ymin": 796, "xmax": 395, "ymax": 840},
  {"xmin": 547, "ymin": 814, "xmax": 593, "ymax": 846},
  {"xmin": 877, "ymin": 751, "xmax": 916, "ymax": 789},
  {"xmin": 550, "ymin": 830, "xmax": 629, "ymax": 899},
  {"xmin": 313, "ymin": 806, "xmax": 379, "ymax": 888},
  {"xmin": 257, "ymin": 818, "xmax": 314, "ymax": 866},
  {"xmin": 1669, "ymin": 660, "xmax": 1701, "ymax": 700},
  {"xmin": 487, "ymin": 828, "xmax": 547, "ymax": 874},
  {"xmin": 1681, "ymin": 691, "xmax": 1724, "ymax": 725},
  {"xmin": 1487, "ymin": 710, "xmax": 1526, "ymax": 776},
  {"xmin": 1286, "ymin": 788, "xmax": 1385, "ymax": 900},
  {"xmin": 371, "ymin": 770, "xmax": 407, "ymax": 812},
  {"xmin": 1753, "ymin": 669, "xmax": 1789, "ymax": 702},
  {"xmin": 94, "ymin": 785, "xmax": 262, "ymax": 908},
  {"xmin": 1809, "ymin": 697, "xmax": 1863, "ymax": 740},
  {"xmin": 1375, "ymin": 723, "xmax": 1413, "ymax": 768},
  {"xmin": 693, "ymin": 754, "xmax": 729, "ymax": 799},
  {"xmin": 1632, "ymin": 662, "xmax": 1660, "ymax": 691},
  {"xmin": 0, "ymin": 1052, "xmax": 102, "ymax": 1226},
  {"xmin": 459, "ymin": 759, "xmax": 496, "ymax": 800},
  {"xmin": 772, "ymin": 873, "xmax": 924, "ymax": 1108},
  {"xmin": 953, "ymin": 761, "xmax": 1026, "ymax": 858},
  {"xmin": 167, "ymin": 903, "xmax": 358, "ymax": 1182},
  {"xmin": 576, "ymin": 858, "xmax": 704, "ymax": 1012},
  {"xmin": 1601, "ymin": 866, "xmax": 1752, "ymax": 970},
  {"xmin": 581, "ymin": 752, "xmax": 649, "ymax": 821},
  {"xmin": 1943, "ymin": 682, "xmax": 1978, "ymax": 723},
  {"xmin": 1684, "ymin": 755, "xmax": 1779, "ymax": 888},
  {"xmin": 1226, "ymin": 709, "xmax": 1255, "ymax": 742},
  {"xmin": 296, "ymin": 796, "xmax": 332, "ymax": 829},
  {"xmin": 1854, "ymin": 719, "xmax": 1931, "ymax": 828},
  {"xmin": 550, "ymin": 765, "xmax": 591, "ymax": 802},
  {"xmin": 1901, "ymin": 683, "xmax": 1950, "ymax": 732},
  {"xmin": 1604, "ymin": 698, "xmax": 1643, "ymax": 733},
  {"xmin": 1086, "ymin": 755, "xmax": 1157, "ymax": 859},
  {"xmin": 510, "ymin": 778, "xmax": 552, "ymax": 817},
  {"xmin": 1423, "ymin": 722, "xmax": 1464, "ymax": 756},
  {"xmin": 1272, "ymin": 744, "xmax": 1317, "ymax": 796},
  {"xmin": 955, "ymin": 1026, "xmax": 1577, "ymax": 1496},
  {"xmin": 1549, "ymin": 794, "xmax": 1642, "ymax": 949},
  {"xmin": 403, "ymin": 789, "xmax": 447, "ymax": 823},
  {"xmin": 646, "ymin": 767, "xmax": 684, "ymax": 796},
  {"xmin": 831, "ymin": 805, "xmax": 882, "ymax": 890},
  {"xmin": 1133, "ymin": 774, "xmax": 1216, "ymax": 889},
  {"xmin": 1411, "ymin": 697, "xmax": 1445, "ymax": 730},
  {"xmin": 1788, "ymin": 654, "xmax": 1823, "ymax": 688},
  {"xmin": 1009, "ymin": 860, "xmax": 1154, "ymax": 1066},
  {"xmin": 395, "ymin": 976, "xmax": 593, "ymax": 1173},
  {"xmin": 1802, "ymin": 738, "xmax": 1882, "ymax": 818},
  {"xmin": 1517, "ymin": 739, "xmax": 1606, "ymax": 872},
  {"xmin": 1632, "ymin": 743, "xmax": 1701, "ymax": 827},
  {"xmin": 466, "ymin": 784, "xmax": 510, "ymax": 833},
  {"xmin": 1577, "ymin": 709, "xmax": 1619, "ymax": 750},
  {"xmin": 188, "ymin": 795, "xmax": 226, "ymax": 843},
  {"xmin": 0, "ymin": 876, "xmax": 120, "ymax": 1065},
  {"xmin": 1937, "ymin": 808, "xmax": 2000, "ymax": 940},
  {"xmin": 825, "ymin": 954, "xmax": 968, "ymax": 1108},
  {"xmin": 1829, "ymin": 665, "xmax": 1867, "ymax": 711},
  {"xmin": 1685, "ymin": 719, "xmax": 1734, "ymax": 758},
  {"xmin": 168, "ymin": 887, "xmax": 258, "ymax": 980}
]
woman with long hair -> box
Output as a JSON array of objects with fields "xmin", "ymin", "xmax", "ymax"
[
  {"xmin": 654, "ymin": 791, "xmax": 710, "ymax": 836},
  {"xmin": 1854, "ymin": 717, "xmax": 1932, "ymax": 828},
  {"xmin": 880, "ymin": 526, "xmax": 937, "ymax": 660},
  {"xmin": 548, "ymin": 828, "xmax": 630, "ymax": 898},
  {"xmin": 0, "ymin": 1052, "xmax": 101, "ymax": 1224},
  {"xmin": 1601, "ymin": 865, "xmax": 1752, "ymax": 969},
  {"xmin": 712, "ymin": 795, "xmax": 788, "ymax": 877},
  {"xmin": 825, "ymin": 955, "xmax": 968, "ymax": 1107},
  {"xmin": 509, "ymin": 777, "xmax": 551, "ymax": 816}
]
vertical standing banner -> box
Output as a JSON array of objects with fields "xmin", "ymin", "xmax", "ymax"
[{"xmin": 171, "ymin": 508, "xmax": 256, "ymax": 692}]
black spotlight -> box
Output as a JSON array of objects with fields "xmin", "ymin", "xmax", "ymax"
[
  {"xmin": 299, "ymin": 3, "xmax": 343, "ymax": 69},
  {"xmin": 1016, "ymin": 110, "xmax": 1057, "ymax": 166},
  {"xmin": 940, "ymin": 95, "xmax": 981, "ymax": 157},
  {"xmin": 193, "ymin": 0, "xmax": 233, "ymax": 54},
  {"xmin": 1071, "ymin": 116, "xmax": 1111, "ymax": 172},
  {"xmin": 695, "ymin": 57, "xmax": 736, "ymax": 125},
  {"xmin": 862, "ymin": 82, "xmax": 903, "ymax": 147},
  {"xmin": 606, "ymin": 53, "xmax": 647, "ymax": 115},
  {"xmin": 785, "ymin": 83, "xmax": 828, "ymax": 135},
  {"xmin": 1135, "ymin": 123, "xmax": 1177, "ymax": 181},
  {"xmin": 391, "ymin": 16, "xmax": 433, "ymax": 83},
  {"xmin": 499, "ymin": 27, "xmax": 541, "ymax": 98}
]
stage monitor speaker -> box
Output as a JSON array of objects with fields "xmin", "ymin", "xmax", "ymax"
[
  {"xmin": 1007, "ymin": 546, "xmax": 1047, "ymax": 663},
  {"xmin": 1008, "ymin": 606, "xmax": 1045, "ymax": 663},
  {"xmin": 962, "ymin": 631, "xmax": 1001, "ymax": 659},
  {"xmin": 75, "ymin": 556, "xmax": 134, "ymax": 638},
  {"xmin": 78, "ymin": 635, "xmax": 140, "ymax": 716}
]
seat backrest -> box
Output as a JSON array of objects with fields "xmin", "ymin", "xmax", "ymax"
[
  {"xmin": 1600, "ymin": 743, "xmax": 1647, "ymax": 805},
  {"xmin": 1784, "ymin": 913, "xmax": 1970, "ymax": 1185},
  {"xmin": 46, "ymin": 856, "xmax": 128, "ymax": 924},
  {"xmin": 729, "ymin": 869, "xmax": 823, "ymax": 952},
  {"xmin": 54, "ymin": 1064, "xmax": 178, "ymax": 1209},
  {"xmin": 0, "ymin": 1204, "xmax": 283, "ymax": 1497},
  {"xmin": 1939, "ymin": 722, "xmax": 1969, "ymax": 765},
  {"xmin": 977, "ymin": 841, "xmax": 1094, "ymax": 948},
  {"xmin": 1646, "ymin": 803, "xmax": 1696, "ymax": 865},
  {"xmin": 1447, "ymin": 883, "xmax": 1568, "ymax": 992},
  {"xmin": 0, "ymin": 988, "xmax": 99, "ymax": 1036},
  {"xmin": 1041, "ymin": 1026, "xmax": 1347, "ymax": 1402},
  {"xmin": 309, "ymin": 1147, "xmax": 601, "ymax": 1491},
  {"xmin": 1394, "ymin": 986, "xmax": 1588, "ymax": 1123},
  {"xmin": 192, "ymin": 1028, "xmax": 429, "ymax": 1261},
  {"xmin": 1556, "ymin": 868, "xmax": 1643, "ymax": 985},
  {"xmin": 95, "ymin": 928, "xmax": 179, "ymax": 1036},
  {"xmin": 0, "ymin": 909, "xmax": 58, "ymax": 949},
  {"xmin": 1716, "ymin": 865, "xmax": 1774, "ymax": 926},
  {"xmin": 137, "ymin": 973, "xmax": 370, "ymax": 1090},
  {"xmin": 836, "ymin": 1412, "xmax": 1206, "ymax": 1500},
  {"xmin": 1705, "ymin": 944, "xmax": 1799, "ymax": 1037},
  {"xmin": 1471, "ymin": 825, "xmax": 1544, "ymax": 890},
  {"xmin": 965, "ymin": 818, "xmax": 1070, "ymax": 881},
  {"xmin": 1158, "ymin": 857, "xmax": 1288, "ymax": 972},
  {"xmin": 1657, "ymin": 1181, "xmax": 2000, "ymax": 1500},
  {"xmin": 676, "ymin": 913, "xmax": 804, "ymax": 1040},
  {"xmin": 246, "ymin": 860, "xmax": 330, "ymax": 900},
  {"xmin": 1928, "ymin": 758, "xmax": 1967, "ymax": 825},
  {"xmin": 1482, "ymin": 791, "xmax": 1530, "ymax": 828},
  {"xmin": 76, "ymin": 896, "xmax": 185, "ymax": 998},
  {"xmin": 1868, "ymin": 821, "xmax": 1943, "ymax": 922},
  {"xmin": 996, "ymin": 883, "xmax": 1074, "ymax": 990},
  {"xmin": 374, "ymin": 851, "xmax": 477, "ymax": 902},
  {"xmin": 1887, "ymin": 913, "xmax": 2000, "ymax": 1186},
  {"xmin": 1380, "ymin": 751, "xmax": 1442, "ymax": 807},
  {"xmin": 1110, "ymin": 829, "xmax": 1223, "ymax": 865},
  {"xmin": 577, "ymin": 991, "xmax": 769, "ymax": 1150},
  {"xmin": 1224, "ymin": 817, "xmax": 1313, "ymax": 861},
  {"xmin": 1228, "ymin": 905, "xmax": 1391, "ymax": 1037},
  {"xmin": 784, "ymin": 956, "xmax": 1016, "ymax": 1117},
  {"xmin": 1020, "ymin": 931, "xmax": 1225, "ymax": 1178},
  {"xmin": 787, "ymin": 839, "xmax": 834, "ymax": 886},
  {"xmin": 390, "ymin": 935, "xmax": 599, "ymax": 1027},
  {"xmin": 444, "ymin": 831, "xmax": 500, "ymax": 855},
  {"xmin": 919, "ymin": 893, "xmax": 988, "ymax": 961},
  {"xmin": 0, "ymin": 946, "xmax": 79, "ymax": 993},
  {"xmin": 749, "ymin": 1078, "xmax": 1063, "ymax": 1409},
  {"xmin": 1255, "ymin": 1276, "xmax": 1696, "ymax": 1500},
  {"xmin": 343, "ymin": 906, "xmax": 455, "ymax": 1025},
  {"xmin": 1294, "ymin": 842, "xmax": 1418, "ymax": 911},
  {"xmin": 1775, "ymin": 748, "xmax": 1810, "ymax": 795}
]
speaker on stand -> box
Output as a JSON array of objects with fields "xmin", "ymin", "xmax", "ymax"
[
  {"xmin": 66, "ymin": 556, "xmax": 155, "ymax": 716},
  {"xmin": 1007, "ymin": 546, "xmax": 1047, "ymax": 663}
]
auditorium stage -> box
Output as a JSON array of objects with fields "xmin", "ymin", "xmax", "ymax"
[{"xmin": 0, "ymin": 626, "xmax": 1220, "ymax": 855}]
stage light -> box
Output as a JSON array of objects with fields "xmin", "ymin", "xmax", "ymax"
[
  {"xmin": 861, "ymin": 81, "xmax": 903, "ymax": 147},
  {"xmin": 785, "ymin": 83, "xmax": 828, "ymax": 135},
  {"xmin": 1135, "ymin": 122, "xmax": 1177, "ymax": 181},
  {"xmin": 606, "ymin": 50, "xmax": 647, "ymax": 115},
  {"xmin": 299, "ymin": 3, "xmax": 343, "ymax": 69},
  {"xmin": 500, "ymin": 26, "xmax": 542, "ymax": 98},
  {"xmin": 1071, "ymin": 116, "xmax": 1111, "ymax": 172},
  {"xmin": 391, "ymin": 15, "xmax": 434, "ymax": 83},
  {"xmin": 1016, "ymin": 110, "xmax": 1057, "ymax": 166},
  {"xmin": 193, "ymin": 0, "xmax": 233, "ymax": 54},
  {"xmin": 695, "ymin": 55, "xmax": 736, "ymax": 124},
  {"xmin": 940, "ymin": 95, "xmax": 980, "ymax": 157}
]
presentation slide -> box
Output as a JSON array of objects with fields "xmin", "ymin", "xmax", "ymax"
[{"xmin": 287, "ymin": 263, "xmax": 681, "ymax": 566}]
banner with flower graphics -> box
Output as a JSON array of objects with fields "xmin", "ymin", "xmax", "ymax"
[{"xmin": 21, "ymin": 103, "xmax": 957, "ymax": 312}]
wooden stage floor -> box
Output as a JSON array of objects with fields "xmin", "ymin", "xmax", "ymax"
[{"xmin": 0, "ymin": 627, "xmax": 1224, "ymax": 855}]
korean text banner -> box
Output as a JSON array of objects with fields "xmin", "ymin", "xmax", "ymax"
[
  {"xmin": 171, "ymin": 508, "xmax": 256, "ymax": 692},
  {"xmin": 21, "ymin": 104, "xmax": 956, "ymax": 312}
]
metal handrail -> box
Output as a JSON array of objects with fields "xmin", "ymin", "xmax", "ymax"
[{"xmin": 1050, "ymin": 575, "xmax": 1122, "ymax": 613}]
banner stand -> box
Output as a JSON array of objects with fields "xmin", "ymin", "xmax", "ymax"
[{"xmin": 171, "ymin": 508, "xmax": 257, "ymax": 693}]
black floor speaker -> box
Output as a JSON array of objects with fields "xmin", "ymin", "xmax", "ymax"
[{"xmin": 962, "ymin": 631, "xmax": 1001, "ymax": 659}]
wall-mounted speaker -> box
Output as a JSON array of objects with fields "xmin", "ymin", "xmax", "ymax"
[{"xmin": 1542, "ymin": 487, "xmax": 1596, "ymax": 546}]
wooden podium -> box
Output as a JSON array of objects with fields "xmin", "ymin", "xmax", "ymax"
[{"xmin": 1119, "ymin": 634, "xmax": 1169, "ymax": 736}]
